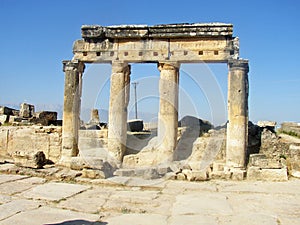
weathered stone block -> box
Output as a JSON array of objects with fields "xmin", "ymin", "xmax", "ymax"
[
  {"xmin": 249, "ymin": 154, "xmax": 283, "ymax": 169},
  {"xmin": 0, "ymin": 115, "xmax": 8, "ymax": 124},
  {"xmin": 20, "ymin": 103, "xmax": 34, "ymax": 118},
  {"xmin": 247, "ymin": 166, "xmax": 288, "ymax": 181},
  {"xmin": 178, "ymin": 115, "xmax": 212, "ymax": 133},
  {"xmin": 12, "ymin": 151, "xmax": 47, "ymax": 169},
  {"xmin": 89, "ymin": 109, "xmax": 100, "ymax": 124},
  {"xmin": 212, "ymin": 161, "xmax": 225, "ymax": 172},
  {"xmin": 257, "ymin": 121, "xmax": 276, "ymax": 128},
  {"xmin": 249, "ymin": 154, "xmax": 268, "ymax": 167},
  {"xmin": 0, "ymin": 106, "xmax": 19, "ymax": 116},
  {"xmin": 127, "ymin": 119, "xmax": 144, "ymax": 132},
  {"xmin": 32, "ymin": 111, "xmax": 57, "ymax": 126},
  {"xmin": 70, "ymin": 157, "xmax": 87, "ymax": 170},
  {"xmin": 231, "ymin": 169, "xmax": 246, "ymax": 181},
  {"xmin": 82, "ymin": 168, "xmax": 106, "ymax": 179},
  {"xmin": 176, "ymin": 173, "xmax": 186, "ymax": 180},
  {"xmin": 8, "ymin": 116, "xmax": 18, "ymax": 123},
  {"xmin": 182, "ymin": 169, "xmax": 208, "ymax": 181}
]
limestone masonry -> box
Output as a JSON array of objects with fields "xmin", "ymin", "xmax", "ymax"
[{"xmin": 0, "ymin": 23, "xmax": 299, "ymax": 182}]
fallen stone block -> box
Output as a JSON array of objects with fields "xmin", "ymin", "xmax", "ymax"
[
  {"xmin": 20, "ymin": 103, "xmax": 35, "ymax": 118},
  {"xmin": 12, "ymin": 151, "xmax": 48, "ymax": 169},
  {"xmin": 291, "ymin": 170, "xmax": 300, "ymax": 178},
  {"xmin": 82, "ymin": 168, "xmax": 106, "ymax": 179},
  {"xmin": 176, "ymin": 172, "xmax": 186, "ymax": 180},
  {"xmin": 0, "ymin": 106, "xmax": 19, "ymax": 116},
  {"xmin": 31, "ymin": 111, "xmax": 57, "ymax": 126},
  {"xmin": 127, "ymin": 119, "xmax": 144, "ymax": 132},
  {"xmin": 247, "ymin": 166, "xmax": 288, "ymax": 181},
  {"xmin": 231, "ymin": 168, "xmax": 246, "ymax": 181},
  {"xmin": 257, "ymin": 121, "xmax": 276, "ymax": 128},
  {"xmin": 8, "ymin": 116, "xmax": 22, "ymax": 123},
  {"xmin": 0, "ymin": 115, "xmax": 8, "ymax": 124}
]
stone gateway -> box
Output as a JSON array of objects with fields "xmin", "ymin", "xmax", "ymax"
[{"xmin": 61, "ymin": 23, "xmax": 249, "ymax": 173}]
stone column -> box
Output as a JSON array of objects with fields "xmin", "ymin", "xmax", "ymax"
[
  {"xmin": 157, "ymin": 62, "xmax": 180, "ymax": 161},
  {"xmin": 61, "ymin": 60, "xmax": 85, "ymax": 160},
  {"xmin": 108, "ymin": 62, "xmax": 130, "ymax": 162},
  {"xmin": 226, "ymin": 59, "xmax": 249, "ymax": 168},
  {"xmin": 124, "ymin": 65, "xmax": 131, "ymax": 133}
]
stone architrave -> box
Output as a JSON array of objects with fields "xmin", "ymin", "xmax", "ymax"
[
  {"xmin": 108, "ymin": 62, "xmax": 131, "ymax": 162},
  {"xmin": 226, "ymin": 59, "xmax": 249, "ymax": 168},
  {"xmin": 61, "ymin": 60, "xmax": 85, "ymax": 160},
  {"xmin": 157, "ymin": 62, "xmax": 179, "ymax": 161}
]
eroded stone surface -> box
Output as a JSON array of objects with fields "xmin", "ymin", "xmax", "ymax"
[
  {"xmin": 0, "ymin": 174, "xmax": 299, "ymax": 225},
  {"xmin": 0, "ymin": 199, "xmax": 41, "ymax": 221},
  {"xmin": 22, "ymin": 182, "xmax": 90, "ymax": 201},
  {"xmin": 0, "ymin": 206, "xmax": 101, "ymax": 225}
]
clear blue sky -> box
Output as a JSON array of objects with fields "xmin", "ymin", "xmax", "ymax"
[{"xmin": 0, "ymin": 0, "xmax": 299, "ymax": 125}]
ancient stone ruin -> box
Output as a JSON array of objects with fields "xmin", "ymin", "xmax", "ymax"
[
  {"xmin": 0, "ymin": 23, "xmax": 299, "ymax": 181},
  {"xmin": 0, "ymin": 103, "xmax": 58, "ymax": 126}
]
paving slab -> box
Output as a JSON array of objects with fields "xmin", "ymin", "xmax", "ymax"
[
  {"xmin": 125, "ymin": 177, "xmax": 166, "ymax": 188},
  {"xmin": 217, "ymin": 180, "xmax": 300, "ymax": 195},
  {"xmin": 172, "ymin": 193, "xmax": 233, "ymax": 216},
  {"xmin": 169, "ymin": 215, "xmax": 218, "ymax": 225},
  {"xmin": 101, "ymin": 189, "xmax": 161, "ymax": 215},
  {"xmin": 0, "ymin": 163, "xmax": 17, "ymax": 172},
  {"xmin": 57, "ymin": 187, "xmax": 111, "ymax": 214},
  {"xmin": 0, "ymin": 194, "xmax": 12, "ymax": 204},
  {"xmin": 106, "ymin": 213, "xmax": 168, "ymax": 225},
  {"xmin": 0, "ymin": 199, "xmax": 41, "ymax": 221},
  {"xmin": 226, "ymin": 191, "xmax": 300, "ymax": 218},
  {"xmin": 0, "ymin": 174, "xmax": 28, "ymax": 184},
  {"xmin": 164, "ymin": 180, "xmax": 217, "ymax": 193},
  {"xmin": 0, "ymin": 206, "xmax": 102, "ymax": 225},
  {"xmin": 22, "ymin": 182, "xmax": 90, "ymax": 202},
  {"xmin": 110, "ymin": 189, "xmax": 159, "ymax": 203},
  {"xmin": 220, "ymin": 213, "xmax": 279, "ymax": 225},
  {"xmin": 0, "ymin": 177, "xmax": 45, "ymax": 195},
  {"xmin": 106, "ymin": 176, "xmax": 130, "ymax": 185}
]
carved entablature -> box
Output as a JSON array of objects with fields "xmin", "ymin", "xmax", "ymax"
[{"xmin": 73, "ymin": 23, "xmax": 239, "ymax": 63}]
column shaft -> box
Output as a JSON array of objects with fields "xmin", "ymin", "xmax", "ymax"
[
  {"xmin": 62, "ymin": 60, "xmax": 85, "ymax": 158},
  {"xmin": 157, "ymin": 63, "xmax": 179, "ymax": 159},
  {"xmin": 108, "ymin": 62, "xmax": 130, "ymax": 162},
  {"xmin": 226, "ymin": 60, "xmax": 249, "ymax": 168}
]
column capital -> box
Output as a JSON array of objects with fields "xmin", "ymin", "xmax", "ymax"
[
  {"xmin": 157, "ymin": 62, "xmax": 180, "ymax": 71},
  {"xmin": 228, "ymin": 59, "xmax": 249, "ymax": 73},
  {"xmin": 111, "ymin": 61, "xmax": 130, "ymax": 74},
  {"xmin": 62, "ymin": 60, "xmax": 85, "ymax": 73}
]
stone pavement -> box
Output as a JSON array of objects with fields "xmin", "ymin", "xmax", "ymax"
[{"xmin": 0, "ymin": 173, "xmax": 299, "ymax": 225}]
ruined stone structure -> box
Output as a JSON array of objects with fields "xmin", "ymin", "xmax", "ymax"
[{"xmin": 61, "ymin": 23, "xmax": 249, "ymax": 171}]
